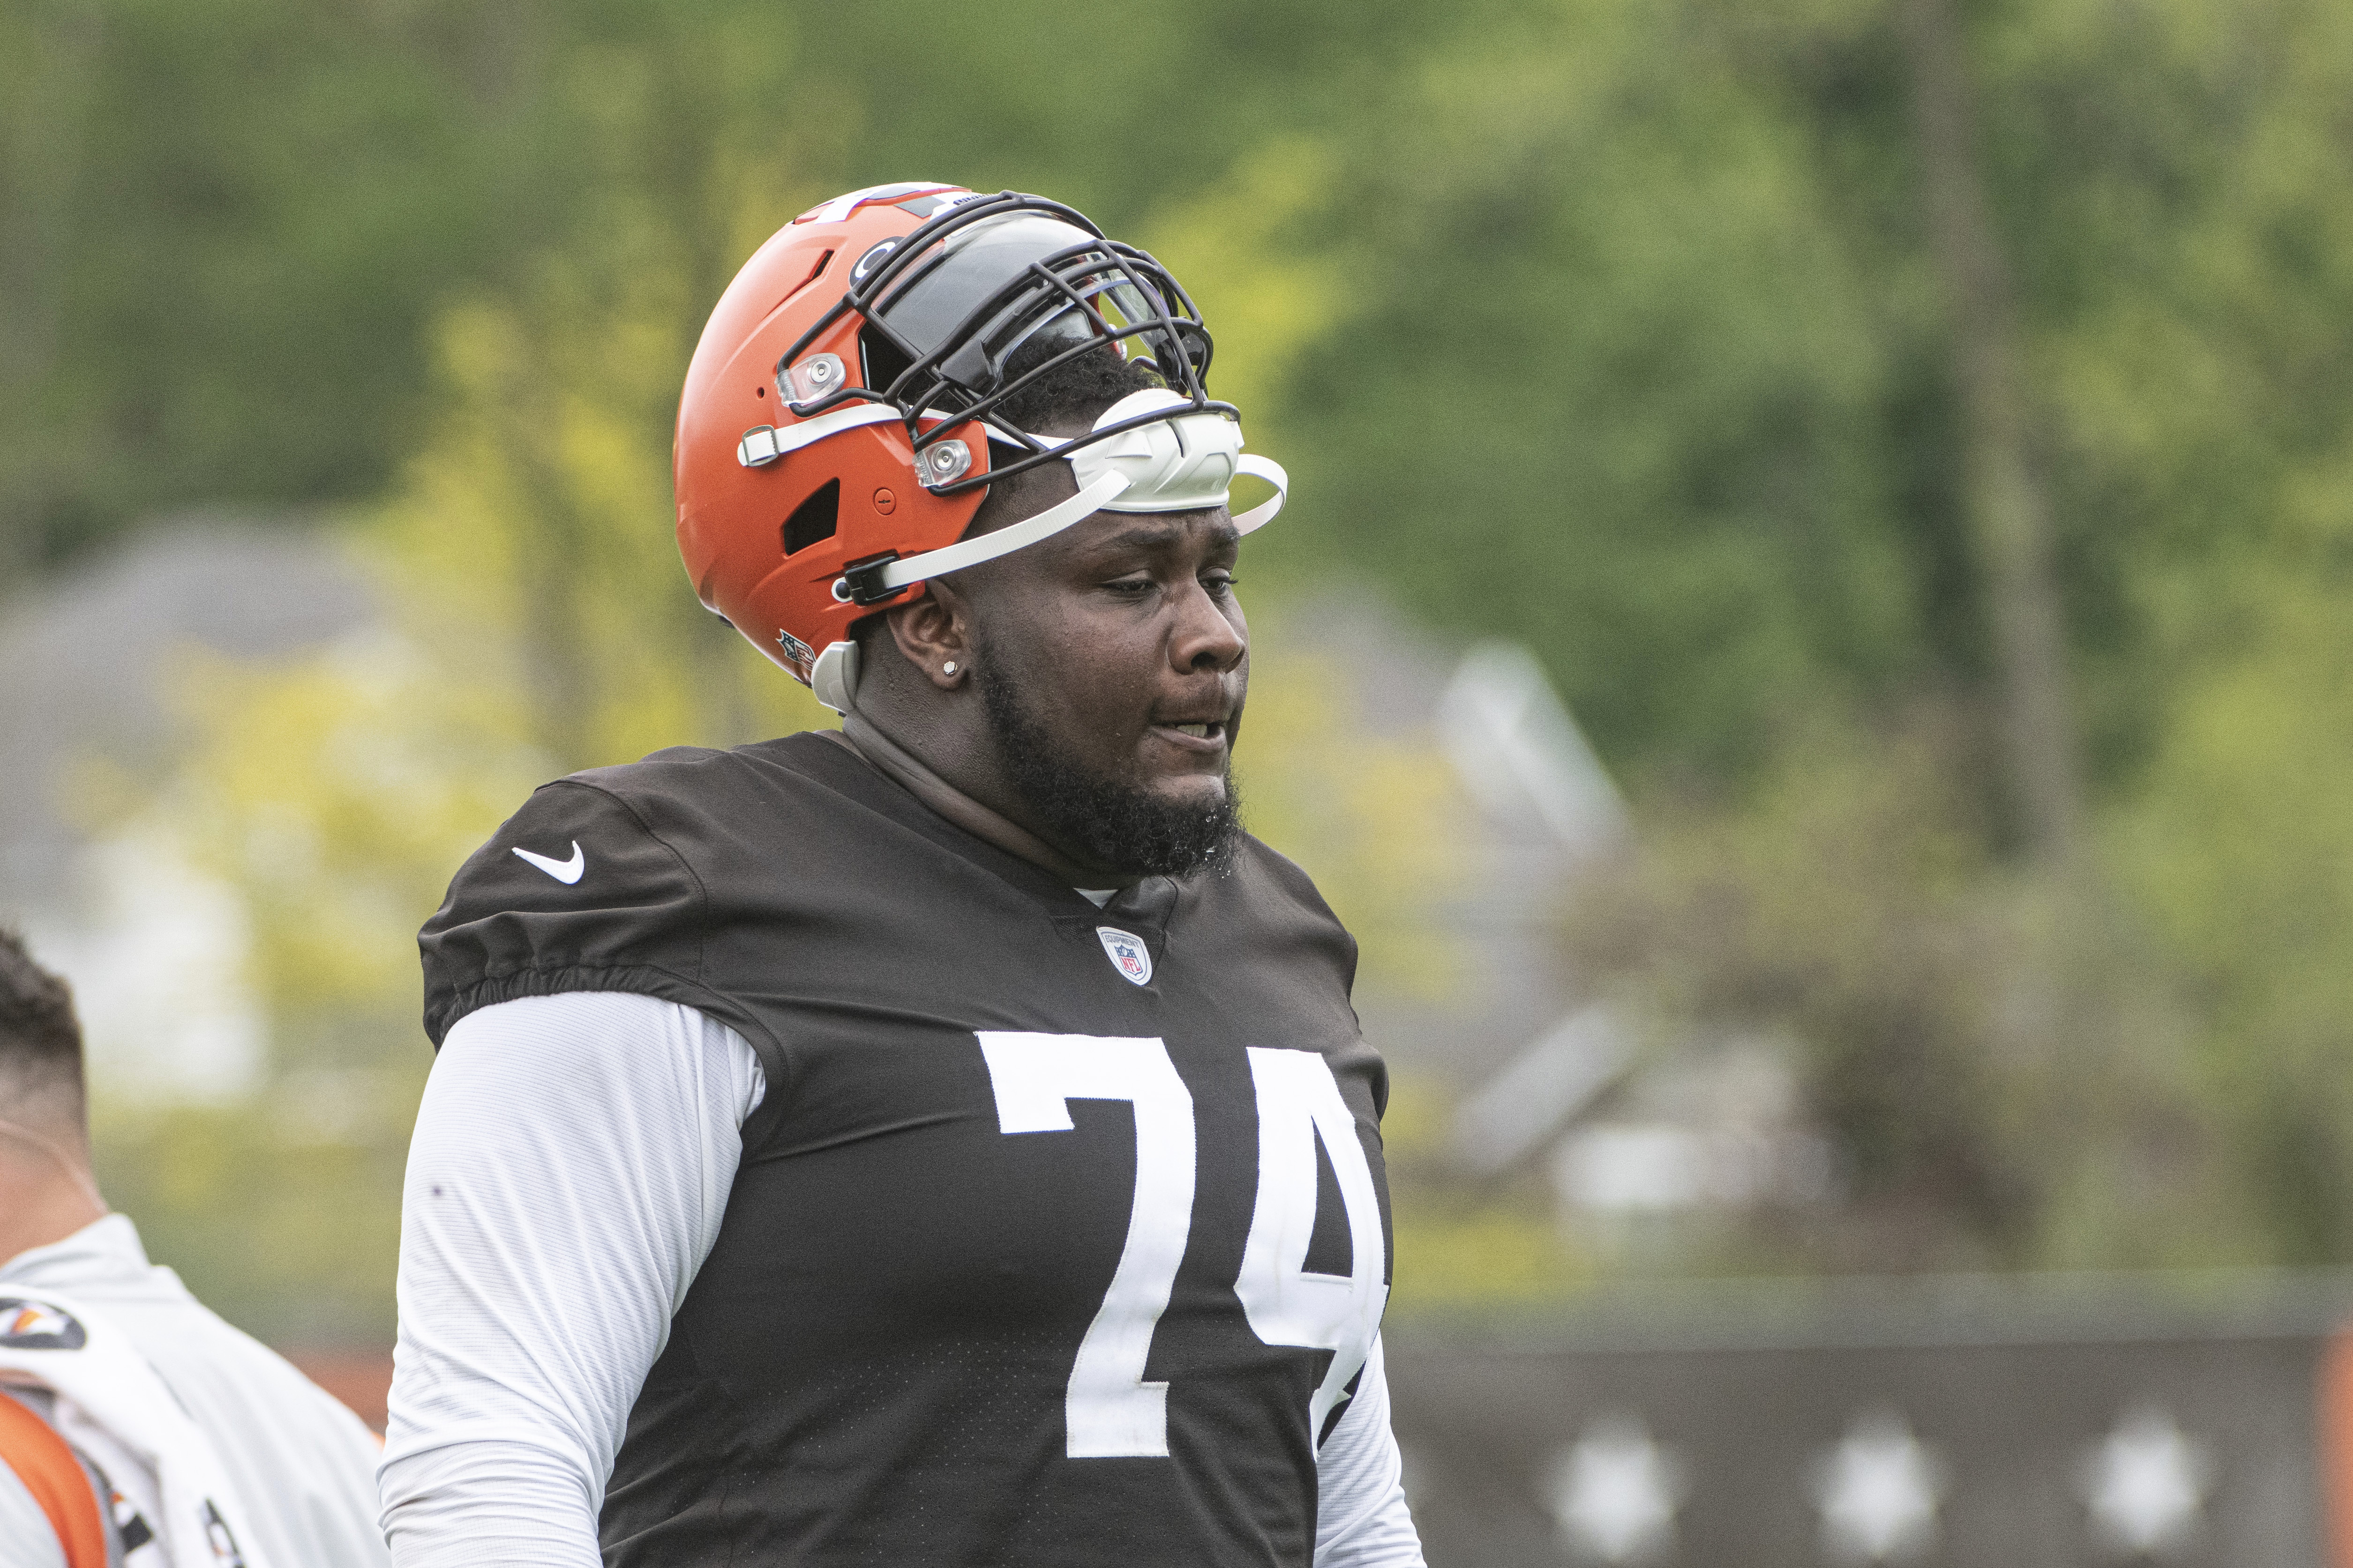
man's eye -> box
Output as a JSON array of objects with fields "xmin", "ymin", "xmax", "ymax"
[
  {"xmin": 1106, "ymin": 576, "xmax": 1155, "ymax": 596},
  {"xmin": 1204, "ymin": 573, "xmax": 1238, "ymax": 595}
]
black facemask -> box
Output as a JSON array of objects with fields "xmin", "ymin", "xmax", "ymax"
[{"xmin": 974, "ymin": 660, "xmax": 1241, "ymax": 880}]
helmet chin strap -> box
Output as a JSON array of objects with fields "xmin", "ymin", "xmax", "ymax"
[
  {"xmin": 810, "ymin": 392, "xmax": 1288, "ymax": 714},
  {"xmin": 811, "ymin": 473, "xmax": 1128, "ymax": 713},
  {"xmin": 1051, "ymin": 389, "xmax": 1288, "ymax": 532},
  {"xmin": 1227, "ymin": 454, "xmax": 1288, "ymax": 535},
  {"xmin": 852, "ymin": 470, "xmax": 1132, "ymax": 601}
]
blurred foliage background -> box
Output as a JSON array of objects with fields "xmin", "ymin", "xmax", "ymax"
[{"xmin": 7, "ymin": 0, "xmax": 2353, "ymax": 1343}]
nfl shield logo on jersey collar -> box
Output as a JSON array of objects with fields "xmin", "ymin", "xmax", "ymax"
[
  {"xmin": 0, "ymin": 1298, "xmax": 86, "ymax": 1350},
  {"xmin": 1095, "ymin": 927, "xmax": 1153, "ymax": 986}
]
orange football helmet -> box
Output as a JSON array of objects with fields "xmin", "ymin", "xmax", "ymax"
[{"xmin": 674, "ymin": 184, "xmax": 1285, "ymax": 703}]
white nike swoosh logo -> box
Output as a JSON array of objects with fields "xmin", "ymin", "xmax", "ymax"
[{"xmin": 512, "ymin": 841, "xmax": 586, "ymax": 884}]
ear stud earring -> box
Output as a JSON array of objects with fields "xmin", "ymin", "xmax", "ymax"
[{"xmin": 943, "ymin": 661, "xmax": 959, "ymax": 676}]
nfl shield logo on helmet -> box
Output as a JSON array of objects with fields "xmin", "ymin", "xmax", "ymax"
[{"xmin": 1096, "ymin": 927, "xmax": 1153, "ymax": 986}]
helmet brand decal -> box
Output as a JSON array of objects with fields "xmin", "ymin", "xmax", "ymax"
[
  {"xmin": 1097, "ymin": 927, "xmax": 1154, "ymax": 986},
  {"xmin": 0, "ymin": 1298, "xmax": 87, "ymax": 1350}
]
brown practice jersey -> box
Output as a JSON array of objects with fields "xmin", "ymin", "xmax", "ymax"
[{"xmin": 418, "ymin": 732, "xmax": 1395, "ymax": 1568}]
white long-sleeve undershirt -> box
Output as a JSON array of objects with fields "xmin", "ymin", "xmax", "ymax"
[{"xmin": 379, "ymin": 990, "xmax": 1421, "ymax": 1568}]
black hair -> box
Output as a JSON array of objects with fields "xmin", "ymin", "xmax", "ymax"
[
  {"xmin": 992, "ymin": 337, "xmax": 1162, "ymax": 435},
  {"xmin": 967, "ymin": 339, "xmax": 1161, "ymax": 530},
  {"xmin": 0, "ymin": 930, "xmax": 85, "ymax": 1134}
]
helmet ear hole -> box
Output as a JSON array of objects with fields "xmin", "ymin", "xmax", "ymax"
[{"xmin": 782, "ymin": 479, "xmax": 841, "ymax": 555}]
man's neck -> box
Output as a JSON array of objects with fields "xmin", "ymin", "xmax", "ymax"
[
  {"xmin": 0, "ymin": 1175, "xmax": 106, "ymax": 1270},
  {"xmin": 0, "ymin": 1127, "xmax": 108, "ymax": 1268},
  {"xmin": 835, "ymin": 713, "xmax": 1140, "ymax": 890}
]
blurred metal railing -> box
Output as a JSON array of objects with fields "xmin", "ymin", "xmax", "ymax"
[{"xmin": 1386, "ymin": 1270, "xmax": 2353, "ymax": 1566}]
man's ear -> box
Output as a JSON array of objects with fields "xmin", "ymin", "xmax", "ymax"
[{"xmin": 884, "ymin": 583, "xmax": 974, "ymax": 691}]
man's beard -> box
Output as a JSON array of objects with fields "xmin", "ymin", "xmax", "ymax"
[{"xmin": 977, "ymin": 666, "xmax": 1241, "ymax": 879}]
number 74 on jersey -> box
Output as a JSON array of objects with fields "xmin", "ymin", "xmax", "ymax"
[{"xmin": 978, "ymin": 1032, "xmax": 1390, "ymax": 1460}]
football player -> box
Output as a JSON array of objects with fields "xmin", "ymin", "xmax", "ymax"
[
  {"xmin": 0, "ymin": 931, "xmax": 389, "ymax": 1568},
  {"xmin": 380, "ymin": 185, "xmax": 1424, "ymax": 1568}
]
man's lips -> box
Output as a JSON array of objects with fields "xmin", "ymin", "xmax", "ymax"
[{"xmin": 1147, "ymin": 717, "xmax": 1230, "ymax": 754}]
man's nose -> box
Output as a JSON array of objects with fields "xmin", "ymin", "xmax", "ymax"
[{"xmin": 1169, "ymin": 581, "xmax": 1245, "ymax": 672}]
